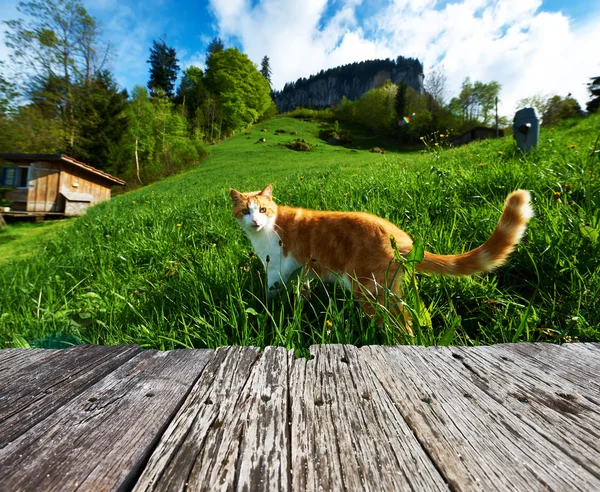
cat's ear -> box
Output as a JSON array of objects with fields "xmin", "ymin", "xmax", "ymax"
[
  {"xmin": 230, "ymin": 189, "xmax": 242, "ymax": 203},
  {"xmin": 259, "ymin": 184, "xmax": 273, "ymax": 199}
]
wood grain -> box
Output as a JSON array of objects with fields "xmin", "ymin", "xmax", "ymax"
[
  {"xmin": 361, "ymin": 344, "xmax": 600, "ymax": 490},
  {"xmin": 289, "ymin": 344, "xmax": 448, "ymax": 491},
  {"xmin": 133, "ymin": 346, "xmax": 290, "ymax": 492},
  {"xmin": 451, "ymin": 344, "xmax": 600, "ymax": 477},
  {"xmin": 0, "ymin": 344, "xmax": 141, "ymax": 447},
  {"xmin": 0, "ymin": 348, "xmax": 213, "ymax": 491},
  {"xmin": 1, "ymin": 343, "xmax": 599, "ymax": 491}
]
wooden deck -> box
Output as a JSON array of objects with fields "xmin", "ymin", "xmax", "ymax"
[{"xmin": 0, "ymin": 343, "xmax": 599, "ymax": 491}]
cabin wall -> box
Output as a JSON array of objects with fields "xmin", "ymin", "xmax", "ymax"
[
  {"xmin": 26, "ymin": 161, "xmax": 61, "ymax": 212},
  {"xmin": 58, "ymin": 165, "xmax": 112, "ymax": 204}
]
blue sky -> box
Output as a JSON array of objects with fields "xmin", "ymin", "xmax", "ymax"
[{"xmin": 1, "ymin": 0, "xmax": 599, "ymax": 116}]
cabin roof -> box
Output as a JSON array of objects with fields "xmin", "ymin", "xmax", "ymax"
[{"xmin": 0, "ymin": 154, "xmax": 125, "ymax": 186}]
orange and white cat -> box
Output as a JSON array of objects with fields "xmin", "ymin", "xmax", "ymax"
[{"xmin": 230, "ymin": 184, "xmax": 533, "ymax": 326}]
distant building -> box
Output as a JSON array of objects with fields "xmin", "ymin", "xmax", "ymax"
[
  {"xmin": 0, "ymin": 154, "xmax": 125, "ymax": 218},
  {"xmin": 450, "ymin": 127, "xmax": 504, "ymax": 147}
]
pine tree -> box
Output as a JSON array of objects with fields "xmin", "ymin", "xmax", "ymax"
[
  {"xmin": 72, "ymin": 70, "xmax": 129, "ymax": 173},
  {"xmin": 260, "ymin": 56, "xmax": 272, "ymax": 87},
  {"xmin": 206, "ymin": 37, "xmax": 224, "ymax": 58},
  {"xmin": 587, "ymin": 76, "xmax": 600, "ymax": 114},
  {"xmin": 147, "ymin": 38, "xmax": 180, "ymax": 99},
  {"xmin": 394, "ymin": 82, "xmax": 407, "ymax": 119}
]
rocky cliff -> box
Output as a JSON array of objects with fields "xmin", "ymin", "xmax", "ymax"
[{"xmin": 274, "ymin": 57, "xmax": 424, "ymax": 112}]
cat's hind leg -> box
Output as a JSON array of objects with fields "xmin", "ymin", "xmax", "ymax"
[{"xmin": 352, "ymin": 274, "xmax": 413, "ymax": 337}]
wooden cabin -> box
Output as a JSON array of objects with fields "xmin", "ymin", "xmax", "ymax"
[{"xmin": 0, "ymin": 154, "xmax": 125, "ymax": 218}]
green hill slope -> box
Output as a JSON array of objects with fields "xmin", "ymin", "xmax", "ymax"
[{"xmin": 1, "ymin": 115, "xmax": 599, "ymax": 351}]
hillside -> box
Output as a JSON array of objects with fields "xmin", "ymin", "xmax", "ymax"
[
  {"xmin": 273, "ymin": 57, "xmax": 424, "ymax": 112},
  {"xmin": 1, "ymin": 115, "xmax": 599, "ymax": 352}
]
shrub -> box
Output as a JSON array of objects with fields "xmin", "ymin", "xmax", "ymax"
[{"xmin": 285, "ymin": 138, "xmax": 314, "ymax": 151}]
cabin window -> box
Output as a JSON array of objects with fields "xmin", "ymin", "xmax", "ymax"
[
  {"xmin": 0, "ymin": 166, "xmax": 29, "ymax": 188},
  {"xmin": 17, "ymin": 167, "xmax": 30, "ymax": 187},
  {"xmin": 1, "ymin": 166, "xmax": 16, "ymax": 186}
]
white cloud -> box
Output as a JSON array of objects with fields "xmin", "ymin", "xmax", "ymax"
[{"xmin": 208, "ymin": 0, "xmax": 600, "ymax": 116}]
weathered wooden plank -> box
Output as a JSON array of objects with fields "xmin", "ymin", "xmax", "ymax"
[
  {"xmin": 495, "ymin": 342, "xmax": 600, "ymax": 397},
  {"xmin": 289, "ymin": 345, "xmax": 448, "ymax": 491},
  {"xmin": 0, "ymin": 344, "xmax": 142, "ymax": 447},
  {"xmin": 361, "ymin": 345, "xmax": 600, "ymax": 491},
  {"xmin": 0, "ymin": 348, "xmax": 58, "ymax": 378},
  {"xmin": 450, "ymin": 345, "xmax": 600, "ymax": 479},
  {"xmin": 133, "ymin": 346, "xmax": 289, "ymax": 492},
  {"xmin": 0, "ymin": 348, "xmax": 213, "ymax": 491}
]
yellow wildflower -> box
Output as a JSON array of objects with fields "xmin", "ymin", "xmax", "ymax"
[{"xmin": 326, "ymin": 320, "xmax": 333, "ymax": 328}]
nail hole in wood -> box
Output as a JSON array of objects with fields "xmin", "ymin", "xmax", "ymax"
[
  {"xmin": 421, "ymin": 397, "xmax": 432, "ymax": 405},
  {"xmin": 463, "ymin": 393, "xmax": 474, "ymax": 399},
  {"xmin": 451, "ymin": 353, "xmax": 464, "ymax": 360},
  {"xmin": 340, "ymin": 356, "xmax": 349, "ymax": 364},
  {"xmin": 88, "ymin": 397, "xmax": 97, "ymax": 402},
  {"xmin": 204, "ymin": 398, "xmax": 213, "ymax": 405},
  {"xmin": 145, "ymin": 392, "xmax": 155, "ymax": 398},
  {"xmin": 261, "ymin": 395, "xmax": 271, "ymax": 403},
  {"xmin": 314, "ymin": 396, "xmax": 325, "ymax": 407}
]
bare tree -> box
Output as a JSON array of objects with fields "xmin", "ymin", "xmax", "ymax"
[{"xmin": 424, "ymin": 65, "xmax": 448, "ymax": 105}]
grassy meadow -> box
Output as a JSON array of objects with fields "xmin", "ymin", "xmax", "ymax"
[{"xmin": 1, "ymin": 115, "xmax": 599, "ymax": 353}]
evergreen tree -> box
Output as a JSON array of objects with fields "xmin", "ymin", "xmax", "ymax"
[
  {"xmin": 175, "ymin": 66, "xmax": 206, "ymax": 120},
  {"xmin": 394, "ymin": 81, "xmax": 407, "ymax": 119},
  {"xmin": 72, "ymin": 70, "xmax": 128, "ymax": 173},
  {"xmin": 206, "ymin": 37, "xmax": 224, "ymax": 58},
  {"xmin": 147, "ymin": 38, "xmax": 180, "ymax": 99},
  {"xmin": 260, "ymin": 56, "xmax": 272, "ymax": 87},
  {"xmin": 587, "ymin": 76, "xmax": 600, "ymax": 114}
]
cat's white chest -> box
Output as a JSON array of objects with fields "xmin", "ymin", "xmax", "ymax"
[{"xmin": 247, "ymin": 229, "xmax": 301, "ymax": 291}]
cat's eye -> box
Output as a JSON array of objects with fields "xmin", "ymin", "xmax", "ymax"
[
  {"xmin": 260, "ymin": 207, "xmax": 267, "ymax": 213},
  {"xmin": 242, "ymin": 208, "xmax": 250, "ymax": 215}
]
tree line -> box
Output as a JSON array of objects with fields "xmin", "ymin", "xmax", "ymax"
[
  {"xmin": 0, "ymin": 0, "xmax": 273, "ymax": 187},
  {"xmin": 298, "ymin": 65, "xmax": 598, "ymax": 144}
]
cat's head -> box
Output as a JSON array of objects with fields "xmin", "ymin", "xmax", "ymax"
[{"xmin": 230, "ymin": 184, "xmax": 277, "ymax": 233}]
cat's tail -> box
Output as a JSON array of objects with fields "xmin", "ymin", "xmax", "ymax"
[{"xmin": 415, "ymin": 190, "xmax": 534, "ymax": 276}]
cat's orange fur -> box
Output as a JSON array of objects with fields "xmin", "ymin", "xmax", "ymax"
[{"xmin": 230, "ymin": 184, "xmax": 533, "ymax": 329}]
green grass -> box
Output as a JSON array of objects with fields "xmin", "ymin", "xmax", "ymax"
[
  {"xmin": 1, "ymin": 115, "xmax": 599, "ymax": 352},
  {"xmin": 0, "ymin": 220, "xmax": 72, "ymax": 267}
]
